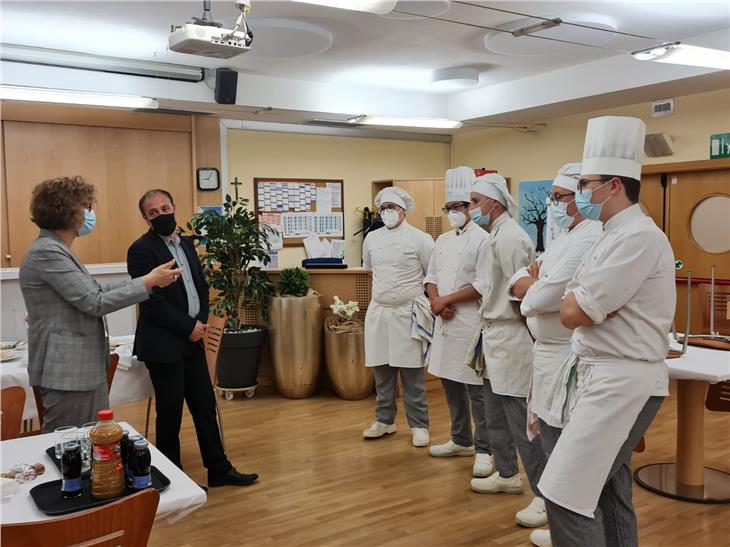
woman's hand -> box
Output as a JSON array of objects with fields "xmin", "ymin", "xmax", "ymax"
[{"xmin": 142, "ymin": 259, "xmax": 182, "ymax": 289}]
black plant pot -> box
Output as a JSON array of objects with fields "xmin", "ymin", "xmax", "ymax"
[{"xmin": 216, "ymin": 326, "xmax": 267, "ymax": 389}]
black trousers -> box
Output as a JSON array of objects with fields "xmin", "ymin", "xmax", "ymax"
[{"xmin": 145, "ymin": 341, "xmax": 231, "ymax": 474}]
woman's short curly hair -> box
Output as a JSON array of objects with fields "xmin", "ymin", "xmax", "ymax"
[{"xmin": 30, "ymin": 176, "xmax": 96, "ymax": 230}]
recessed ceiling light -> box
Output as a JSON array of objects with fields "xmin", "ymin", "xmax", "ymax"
[
  {"xmin": 431, "ymin": 67, "xmax": 479, "ymax": 89},
  {"xmin": 348, "ymin": 115, "xmax": 463, "ymax": 129},
  {"xmin": 381, "ymin": 0, "xmax": 451, "ymax": 20},
  {"xmin": 289, "ymin": 0, "xmax": 397, "ymax": 15},
  {"xmin": 0, "ymin": 85, "xmax": 158, "ymax": 109},
  {"xmin": 631, "ymin": 42, "xmax": 730, "ymax": 70}
]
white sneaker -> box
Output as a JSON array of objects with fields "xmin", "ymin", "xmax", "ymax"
[
  {"xmin": 411, "ymin": 428, "xmax": 430, "ymax": 447},
  {"xmin": 429, "ymin": 440, "xmax": 476, "ymax": 457},
  {"xmin": 472, "ymin": 453, "xmax": 494, "ymax": 477},
  {"xmin": 363, "ymin": 421, "xmax": 396, "ymax": 439},
  {"xmin": 470, "ymin": 472, "xmax": 524, "ymax": 494},
  {"xmin": 516, "ymin": 497, "xmax": 548, "ymax": 527},
  {"xmin": 530, "ymin": 529, "xmax": 552, "ymax": 547}
]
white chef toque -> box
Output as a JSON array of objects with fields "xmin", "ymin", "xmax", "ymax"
[
  {"xmin": 553, "ymin": 162, "xmax": 581, "ymax": 193},
  {"xmin": 374, "ymin": 186, "xmax": 416, "ymax": 214},
  {"xmin": 580, "ymin": 116, "xmax": 646, "ymax": 181},
  {"xmin": 472, "ymin": 173, "xmax": 518, "ymax": 218},
  {"xmin": 445, "ymin": 166, "xmax": 475, "ymax": 203}
]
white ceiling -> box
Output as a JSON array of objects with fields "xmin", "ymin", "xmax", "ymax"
[{"xmin": 1, "ymin": 1, "xmax": 729, "ymax": 131}]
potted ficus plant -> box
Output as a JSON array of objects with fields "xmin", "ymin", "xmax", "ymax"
[
  {"xmin": 187, "ymin": 194, "xmax": 274, "ymax": 396},
  {"xmin": 268, "ymin": 267, "xmax": 322, "ymax": 398},
  {"xmin": 324, "ymin": 296, "xmax": 373, "ymax": 400}
]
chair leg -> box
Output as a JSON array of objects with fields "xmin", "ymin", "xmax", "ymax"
[
  {"xmin": 145, "ymin": 397, "xmax": 152, "ymax": 438},
  {"xmin": 215, "ymin": 397, "xmax": 226, "ymax": 452}
]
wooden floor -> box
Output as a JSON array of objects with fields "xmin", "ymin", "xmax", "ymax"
[{"xmin": 111, "ymin": 380, "xmax": 730, "ymax": 547}]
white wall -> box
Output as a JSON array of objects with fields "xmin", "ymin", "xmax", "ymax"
[{"xmin": 0, "ymin": 264, "xmax": 137, "ymax": 341}]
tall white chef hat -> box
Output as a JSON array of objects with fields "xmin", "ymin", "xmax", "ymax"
[
  {"xmin": 580, "ymin": 116, "xmax": 646, "ymax": 181},
  {"xmin": 374, "ymin": 186, "xmax": 416, "ymax": 214},
  {"xmin": 445, "ymin": 166, "xmax": 475, "ymax": 203},
  {"xmin": 472, "ymin": 173, "xmax": 518, "ymax": 218},
  {"xmin": 552, "ymin": 162, "xmax": 581, "ymax": 193}
]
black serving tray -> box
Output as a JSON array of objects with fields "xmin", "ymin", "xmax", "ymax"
[{"xmin": 32, "ymin": 448, "xmax": 169, "ymax": 516}]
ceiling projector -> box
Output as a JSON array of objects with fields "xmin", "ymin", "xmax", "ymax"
[
  {"xmin": 169, "ymin": 0, "xmax": 253, "ymax": 59},
  {"xmin": 169, "ymin": 23, "xmax": 251, "ymax": 59}
]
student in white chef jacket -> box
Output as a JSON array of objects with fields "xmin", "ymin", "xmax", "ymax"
[
  {"xmin": 538, "ymin": 117, "xmax": 675, "ymax": 547},
  {"xmin": 508, "ymin": 162, "xmax": 602, "ymax": 542},
  {"xmin": 468, "ymin": 174, "xmax": 548, "ymax": 515},
  {"xmin": 424, "ymin": 166, "xmax": 494, "ymax": 478},
  {"xmin": 362, "ymin": 187, "xmax": 434, "ymax": 448}
]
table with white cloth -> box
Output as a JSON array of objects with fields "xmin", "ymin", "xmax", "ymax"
[
  {"xmin": 0, "ymin": 422, "xmax": 206, "ymax": 524},
  {"xmin": 634, "ymin": 337, "xmax": 730, "ymax": 503},
  {"xmin": 0, "ymin": 335, "xmax": 154, "ymax": 423}
]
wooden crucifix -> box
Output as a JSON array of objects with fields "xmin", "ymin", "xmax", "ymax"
[{"xmin": 230, "ymin": 177, "xmax": 242, "ymax": 201}]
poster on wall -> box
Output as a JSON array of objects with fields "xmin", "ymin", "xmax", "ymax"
[
  {"xmin": 254, "ymin": 178, "xmax": 345, "ymax": 246},
  {"xmin": 518, "ymin": 180, "xmax": 552, "ymax": 254}
]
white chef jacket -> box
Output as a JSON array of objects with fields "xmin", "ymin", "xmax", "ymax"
[
  {"xmin": 424, "ymin": 221, "xmax": 490, "ymax": 385},
  {"xmin": 476, "ymin": 213, "xmax": 536, "ymax": 396},
  {"xmin": 508, "ymin": 219, "xmax": 602, "ymax": 421},
  {"xmin": 538, "ymin": 204, "xmax": 676, "ymax": 518},
  {"xmin": 362, "ymin": 221, "xmax": 434, "ymax": 368}
]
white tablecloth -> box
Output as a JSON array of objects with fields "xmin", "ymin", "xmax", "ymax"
[
  {"xmin": 667, "ymin": 336, "xmax": 730, "ymax": 383},
  {"xmin": 1, "ymin": 336, "xmax": 154, "ymax": 421},
  {"xmin": 0, "ymin": 422, "xmax": 206, "ymax": 524}
]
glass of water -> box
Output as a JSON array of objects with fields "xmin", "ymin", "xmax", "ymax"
[
  {"xmin": 80, "ymin": 422, "xmax": 97, "ymax": 473},
  {"xmin": 53, "ymin": 426, "xmax": 78, "ymax": 460}
]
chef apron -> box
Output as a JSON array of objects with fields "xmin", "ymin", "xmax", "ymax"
[
  {"xmin": 537, "ymin": 356, "xmax": 667, "ymax": 517},
  {"xmin": 480, "ymin": 318, "xmax": 534, "ymax": 397},
  {"xmin": 427, "ymin": 229, "xmax": 483, "ymax": 385}
]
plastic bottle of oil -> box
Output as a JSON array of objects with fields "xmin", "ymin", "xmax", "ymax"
[{"xmin": 89, "ymin": 409, "xmax": 125, "ymax": 499}]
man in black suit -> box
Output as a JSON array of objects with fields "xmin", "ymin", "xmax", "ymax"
[{"xmin": 127, "ymin": 188, "xmax": 257, "ymax": 488}]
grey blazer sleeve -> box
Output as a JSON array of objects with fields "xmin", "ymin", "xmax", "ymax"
[{"xmin": 36, "ymin": 246, "xmax": 149, "ymax": 316}]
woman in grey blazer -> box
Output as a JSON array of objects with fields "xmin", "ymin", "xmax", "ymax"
[{"xmin": 19, "ymin": 176, "xmax": 181, "ymax": 432}]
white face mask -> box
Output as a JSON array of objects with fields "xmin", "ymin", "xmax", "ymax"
[
  {"xmin": 447, "ymin": 210, "xmax": 466, "ymax": 229},
  {"xmin": 381, "ymin": 209, "xmax": 400, "ymax": 229}
]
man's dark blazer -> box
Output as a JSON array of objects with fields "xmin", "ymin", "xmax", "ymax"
[{"xmin": 127, "ymin": 230, "xmax": 209, "ymax": 363}]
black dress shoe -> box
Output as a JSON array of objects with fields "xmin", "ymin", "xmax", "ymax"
[{"xmin": 208, "ymin": 468, "xmax": 259, "ymax": 487}]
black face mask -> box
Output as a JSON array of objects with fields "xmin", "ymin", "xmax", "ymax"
[{"xmin": 150, "ymin": 213, "xmax": 177, "ymax": 236}]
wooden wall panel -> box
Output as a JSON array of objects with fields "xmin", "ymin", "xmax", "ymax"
[
  {"xmin": 0, "ymin": 102, "xmax": 191, "ymax": 132},
  {"xmin": 3, "ymin": 121, "xmax": 193, "ymax": 266},
  {"xmin": 103, "ymin": 127, "xmax": 194, "ymax": 255},
  {"xmin": 193, "ymin": 116, "xmax": 223, "ymax": 209}
]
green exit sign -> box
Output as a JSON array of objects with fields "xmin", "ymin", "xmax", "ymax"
[{"xmin": 710, "ymin": 133, "xmax": 730, "ymax": 159}]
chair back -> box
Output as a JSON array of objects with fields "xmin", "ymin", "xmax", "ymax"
[
  {"xmin": 706, "ymin": 380, "xmax": 730, "ymax": 412},
  {"xmin": 1, "ymin": 488, "xmax": 159, "ymax": 547},
  {"xmin": 204, "ymin": 314, "xmax": 228, "ymax": 387},
  {"xmin": 107, "ymin": 353, "xmax": 120, "ymax": 391},
  {"xmin": 1, "ymin": 386, "xmax": 26, "ymax": 440},
  {"xmin": 698, "ymin": 283, "xmax": 730, "ymax": 335}
]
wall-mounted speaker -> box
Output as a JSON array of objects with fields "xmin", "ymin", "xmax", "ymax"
[
  {"xmin": 644, "ymin": 132, "xmax": 675, "ymax": 157},
  {"xmin": 215, "ymin": 68, "xmax": 238, "ymax": 105}
]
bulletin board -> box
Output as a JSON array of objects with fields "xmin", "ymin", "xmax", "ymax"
[{"xmin": 254, "ymin": 178, "xmax": 345, "ymax": 247}]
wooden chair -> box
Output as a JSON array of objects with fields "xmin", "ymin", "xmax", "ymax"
[
  {"xmin": 106, "ymin": 353, "xmax": 120, "ymax": 392},
  {"xmin": 1, "ymin": 488, "xmax": 159, "ymax": 547},
  {"xmin": 1, "ymin": 386, "xmax": 26, "ymax": 440},
  {"xmin": 32, "ymin": 353, "xmax": 121, "ymax": 432},
  {"xmin": 706, "ymin": 381, "xmax": 730, "ymax": 412},
  {"xmin": 204, "ymin": 313, "xmax": 228, "ymax": 450},
  {"xmin": 698, "ymin": 283, "xmax": 730, "ymax": 335}
]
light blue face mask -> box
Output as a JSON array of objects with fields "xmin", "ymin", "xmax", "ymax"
[
  {"xmin": 77, "ymin": 209, "xmax": 96, "ymax": 237},
  {"xmin": 575, "ymin": 180, "xmax": 611, "ymax": 222},
  {"xmin": 550, "ymin": 200, "xmax": 575, "ymax": 229},
  {"xmin": 469, "ymin": 204, "xmax": 496, "ymax": 226}
]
